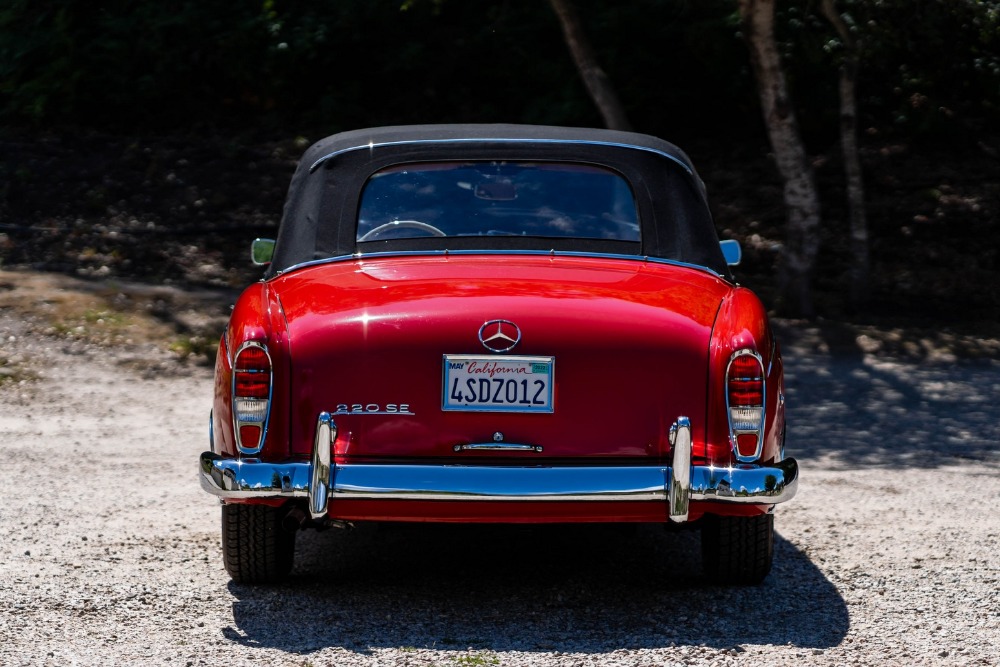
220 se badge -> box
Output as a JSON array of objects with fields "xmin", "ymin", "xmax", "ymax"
[
  {"xmin": 334, "ymin": 403, "xmax": 414, "ymax": 415},
  {"xmin": 199, "ymin": 124, "xmax": 798, "ymax": 587}
]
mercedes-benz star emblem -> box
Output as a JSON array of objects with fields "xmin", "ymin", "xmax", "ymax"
[{"xmin": 478, "ymin": 319, "xmax": 521, "ymax": 353}]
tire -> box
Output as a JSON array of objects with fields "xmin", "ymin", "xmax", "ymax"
[
  {"xmin": 221, "ymin": 503, "xmax": 295, "ymax": 584},
  {"xmin": 700, "ymin": 513, "xmax": 773, "ymax": 585}
]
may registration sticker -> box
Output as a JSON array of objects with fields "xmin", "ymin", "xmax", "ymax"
[{"xmin": 442, "ymin": 355, "xmax": 554, "ymax": 413}]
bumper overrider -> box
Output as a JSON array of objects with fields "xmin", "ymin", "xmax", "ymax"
[{"xmin": 199, "ymin": 414, "xmax": 798, "ymax": 523}]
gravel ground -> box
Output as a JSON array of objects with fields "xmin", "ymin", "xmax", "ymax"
[{"xmin": 1, "ymin": 275, "xmax": 998, "ymax": 667}]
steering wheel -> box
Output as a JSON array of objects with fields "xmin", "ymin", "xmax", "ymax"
[{"xmin": 358, "ymin": 220, "xmax": 446, "ymax": 242}]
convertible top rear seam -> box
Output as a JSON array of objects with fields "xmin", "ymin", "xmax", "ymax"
[{"xmin": 309, "ymin": 137, "xmax": 695, "ymax": 176}]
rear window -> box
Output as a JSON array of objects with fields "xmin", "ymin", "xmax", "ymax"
[{"xmin": 357, "ymin": 161, "xmax": 639, "ymax": 243}]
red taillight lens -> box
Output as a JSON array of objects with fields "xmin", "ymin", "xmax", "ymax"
[
  {"xmin": 727, "ymin": 354, "xmax": 763, "ymax": 406},
  {"xmin": 235, "ymin": 347, "xmax": 271, "ymax": 399},
  {"xmin": 736, "ymin": 433, "xmax": 760, "ymax": 458},
  {"xmin": 239, "ymin": 425, "xmax": 262, "ymax": 449}
]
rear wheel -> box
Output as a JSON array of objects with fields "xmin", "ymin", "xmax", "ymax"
[
  {"xmin": 221, "ymin": 504, "xmax": 295, "ymax": 584},
  {"xmin": 700, "ymin": 513, "xmax": 773, "ymax": 585}
]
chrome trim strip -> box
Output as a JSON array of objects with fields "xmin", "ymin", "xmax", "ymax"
[
  {"xmin": 330, "ymin": 460, "xmax": 797, "ymax": 504},
  {"xmin": 331, "ymin": 465, "xmax": 669, "ymax": 502},
  {"xmin": 308, "ymin": 137, "xmax": 695, "ymax": 175},
  {"xmin": 691, "ymin": 458, "xmax": 798, "ymax": 503},
  {"xmin": 668, "ymin": 417, "xmax": 692, "ymax": 522},
  {"xmin": 272, "ymin": 250, "xmax": 726, "ymax": 281},
  {"xmin": 221, "ymin": 325, "xmax": 230, "ymax": 365},
  {"xmin": 199, "ymin": 455, "xmax": 799, "ymax": 506},
  {"xmin": 309, "ymin": 412, "xmax": 336, "ymax": 519},
  {"xmin": 454, "ymin": 443, "xmax": 543, "ymax": 453},
  {"xmin": 208, "ymin": 411, "xmax": 216, "ymax": 454},
  {"xmin": 199, "ymin": 453, "xmax": 311, "ymax": 499}
]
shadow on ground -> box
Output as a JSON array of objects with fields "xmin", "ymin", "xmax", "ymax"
[
  {"xmin": 223, "ymin": 522, "xmax": 845, "ymax": 655},
  {"xmin": 779, "ymin": 322, "xmax": 1000, "ymax": 470}
]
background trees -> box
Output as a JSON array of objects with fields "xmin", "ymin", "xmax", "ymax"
[
  {"xmin": 738, "ymin": 0, "xmax": 822, "ymax": 317},
  {"xmin": 1, "ymin": 0, "xmax": 998, "ymax": 322},
  {"xmin": 5, "ymin": 1, "xmax": 996, "ymax": 141}
]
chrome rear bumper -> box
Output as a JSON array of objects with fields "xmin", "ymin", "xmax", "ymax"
[{"xmin": 199, "ymin": 414, "xmax": 798, "ymax": 523}]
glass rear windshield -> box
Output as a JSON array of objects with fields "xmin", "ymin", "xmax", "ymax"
[{"xmin": 356, "ymin": 161, "xmax": 639, "ymax": 243}]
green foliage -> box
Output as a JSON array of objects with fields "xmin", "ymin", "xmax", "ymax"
[
  {"xmin": 774, "ymin": 0, "xmax": 1000, "ymax": 142},
  {"xmin": 451, "ymin": 654, "xmax": 499, "ymax": 666},
  {"xmin": 0, "ymin": 354, "xmax": 36, "ymax": 387},
  {"xmin": 0, "ymin": 0, "xmax": 997, "ymax": 140},
  {"xmin": 0, "ymin": 0, "xmax": 271, "ymax": 128},
  {"xmin": 852, "ymin": 0, "xmax": 1000, "ymax": 137}
]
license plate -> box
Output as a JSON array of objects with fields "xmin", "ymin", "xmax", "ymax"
[{"xmin": 442, "ymin": 355, "xmax": 554, "ymax": 412}]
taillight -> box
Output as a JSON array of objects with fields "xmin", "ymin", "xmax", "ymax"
[
  {"xmin": 727, "ymin": 349, "xmax": 764, "ymax": 461},
  {"xmin": 235, "ymin": 346, "xmax": 270, "ymax": 398},
  {"xmin": 233, "ymin": 342, "xmax": 271, "ymax": 453}
]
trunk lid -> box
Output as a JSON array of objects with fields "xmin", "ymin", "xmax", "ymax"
[{"xmin": 274, "ymin": 255, "xmax": 730, "ymax": 461}]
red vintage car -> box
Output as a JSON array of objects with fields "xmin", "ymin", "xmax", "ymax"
[{"xmin": 199, "ymin": 124, "xmax": 797, "ymax": 584}]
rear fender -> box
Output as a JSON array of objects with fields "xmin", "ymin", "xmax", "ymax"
[
  {"xmin": 213, "ymin": 282, "xmax": 291, "ymax": 458},
  {"xmin": 706, "ymin": 288, "xmax": 784, "ymax": 466}
]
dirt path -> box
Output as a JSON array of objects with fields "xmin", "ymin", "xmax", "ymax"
[{"xmin": 1, "ymin": 271, "xmax": 998, "ymax": 666}]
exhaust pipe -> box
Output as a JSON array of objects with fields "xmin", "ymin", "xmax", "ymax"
[
  {"xmin": 282, "ymin": 506, "xmax": 308, "ymax": 532},
  {"xmin": 282, "ymin": 505, "xmax": 354, "ymax": 532}
]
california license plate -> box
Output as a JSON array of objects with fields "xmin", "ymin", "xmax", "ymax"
[{"xmin": 442, "ymin": 355, "xmax": 554, "ymax": 412}]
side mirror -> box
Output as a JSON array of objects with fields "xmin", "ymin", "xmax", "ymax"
[
  {"xmin": 720, "ymin": 239, "xmax": 742, "ymax": 267},
  {"xmin": 251, "ymin": 238, "xmax": 275, "ymax": 266}
]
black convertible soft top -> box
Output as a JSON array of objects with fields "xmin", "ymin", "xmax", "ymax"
[{"xmin": 266, "ymin": 124, "xmax": 728, "ymax": 278}]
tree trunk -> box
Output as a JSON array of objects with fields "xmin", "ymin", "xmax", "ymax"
[
  {"xmin": 821, "ymin": 0, "xmax": 870, "ymax": 310},
  {"xmin": 547, "ymin": 0, "xmax": 632, "ymax": 131},
  {"xmin": 738, "ymin": 0, "xmax": 821, "ymax": 317}
]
